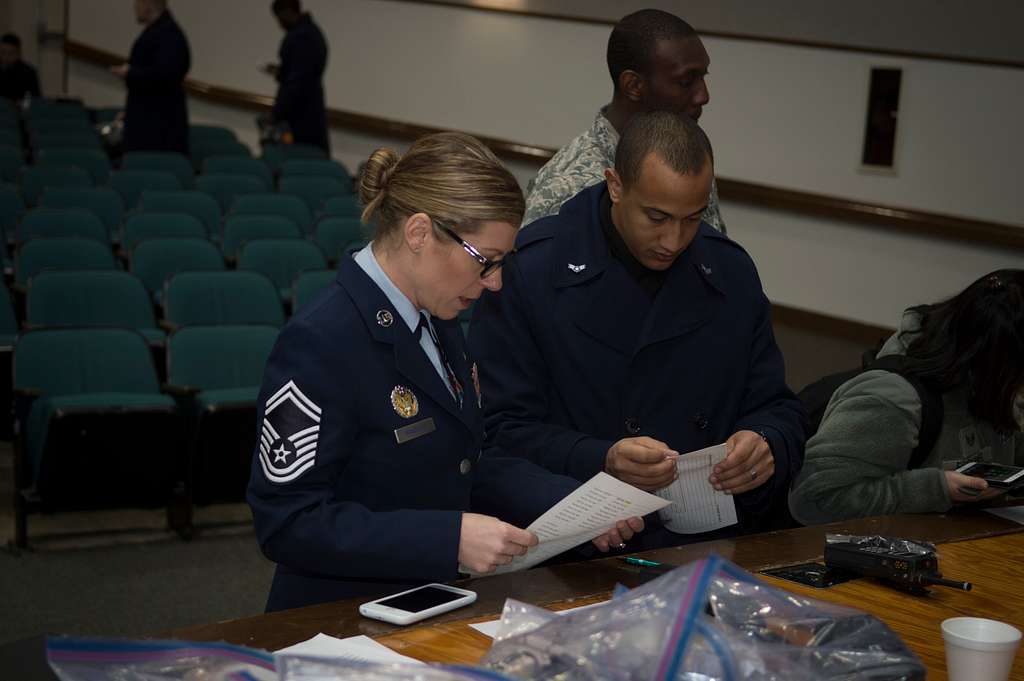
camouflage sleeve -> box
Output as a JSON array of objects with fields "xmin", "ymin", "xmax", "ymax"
[{"xmin": 704, "ymin": 179, "xmax": 726, "ymax": 235}]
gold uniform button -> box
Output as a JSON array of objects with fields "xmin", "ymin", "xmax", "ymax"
[{"xmin": 459, "ymin": 459, "xmax": 472, "ymax": 475}]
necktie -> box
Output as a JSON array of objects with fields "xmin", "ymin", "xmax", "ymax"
[{"xmin": 418, "ymin": 314, "xmax": 464, "ymax": 410}]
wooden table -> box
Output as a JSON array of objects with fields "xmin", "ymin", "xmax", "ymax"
[{"xmin": 169, "ymin": 510, "xmax": 1024, "ymax": 679}]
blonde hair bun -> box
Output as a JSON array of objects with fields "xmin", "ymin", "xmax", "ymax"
[{"xmin": 359, "ymin": 147, "xmax": 400, "ymax": 223}]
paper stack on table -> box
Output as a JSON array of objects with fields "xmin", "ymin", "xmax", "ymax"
[
  {"xmin": 462, "ymin": 472, "xmax": 670, "ymax": 575},
  {"xmin": 469, "ymin": 600, "xmax": 608, "ymax": 638},
  {"xmin": 656, "ymin": 443, "xmax": 738, "ymax": 534},
  {"xmin": 275, "ymin": 633, "xmax": 423, "ymax": 665}
]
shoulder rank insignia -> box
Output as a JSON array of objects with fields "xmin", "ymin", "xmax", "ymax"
[
  {"xmin": 258, "ymin": 380, "xmax": 322, "ymax": 484},
  {"xmin": 567, "ymin": 263, "xmax": 587, "ymax": 274}
]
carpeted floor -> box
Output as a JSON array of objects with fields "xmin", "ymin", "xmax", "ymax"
[{"xmin": 0, "ymin": 530, "xmax": 275, "ymax": 645}]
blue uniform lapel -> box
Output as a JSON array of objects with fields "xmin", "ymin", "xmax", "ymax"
[
  {"xmin": 636, "ymin": 229, "xmax": 724, "ymax": 352},
  {"xmin": 336, "ymin": 257, "xmax": 476, "ymax": 432},
  {"xmin": 551, "ymin": 184, "xmax": 723, "ymax": 359}
]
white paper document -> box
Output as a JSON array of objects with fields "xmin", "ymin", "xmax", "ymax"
[
  {"xmin": 986, "ymin": 506, "xmax": 1024, "ymax": 525},
  {"xmin": 464, "ymin": 472, "xmax": 670, "ymax": 575},
  {"xmin": 469, "ymin": 600, "xmax": 608, "ymax": 638},
  {"xmin": 656, "ymin": 443, "xmax": 738, "ymax": 534},
  {"xmin": 275, "ymin": 633, "xmax": 424, "ymax": 665}
]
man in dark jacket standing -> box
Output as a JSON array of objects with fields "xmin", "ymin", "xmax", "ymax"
[
  {"xmin": 0, "ymin": 34, "xmax": 41, "ymax": 102},
  {"xmin": 111, "ymin": 0, "xmax": 190, "ymax": 155},
  {"xmin": 265, "ymin": 0, "xmax": 329, "ymax": 153},
  {"xmin": 470, "ymin": 111, "xmax": 806, "ymax": 550}
]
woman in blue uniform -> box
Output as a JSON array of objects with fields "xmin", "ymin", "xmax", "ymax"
[{"xmin": 248, "ymin": 132, "xmax": 642, "ymax": 612}]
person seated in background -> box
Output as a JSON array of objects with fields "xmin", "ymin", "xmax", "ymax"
[
  {"xmin": 248, "ymin": 132, "xmax": 641, "ymax": 612},
  {"xmin": 0, "ymin": 33, "xmax": 40, "ymax": 102},
  {"xmin": 789, "ymin": 270, "xmax": 1024, "ymax": 525},
  {"xmin": 263, "ymin": 0, "xmax": 329, "ymax": 153},
  {"xmin": 522, "ymin": 9, "xmax": 725, "ymax": 233},
  {"xmin": 110, "ymin": 0, "xmax": 191, "ymax": 155},
  {"xmin": 469, "ymin": 110, "xmax": 806, "ymax": 551}
]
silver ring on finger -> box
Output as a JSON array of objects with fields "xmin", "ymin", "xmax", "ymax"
[
  {"xmin": 617, "ymin": 542, "xmax": 626, "ymax": 549},
  {"xmin": 750, "ymin": 468, "xmax": 758, "ymax": 480}
]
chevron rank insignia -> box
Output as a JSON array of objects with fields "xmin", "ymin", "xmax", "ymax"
[
  {"xmin": 567, "ymin": 263, "xmax": 587, "ymax": 273},
  {"xmin": 259, "ymin": 380, "xmax": 322, "ymax": 484}
]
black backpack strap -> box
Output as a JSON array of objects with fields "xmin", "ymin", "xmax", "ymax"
[{"xmin": 868, "ymin": 355, "xmax": 944, "ymax": 469}]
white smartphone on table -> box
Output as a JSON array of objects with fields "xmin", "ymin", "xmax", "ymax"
[{"xmin": 358, "ymin": 583, "xmax": 477, "ymax": 626}]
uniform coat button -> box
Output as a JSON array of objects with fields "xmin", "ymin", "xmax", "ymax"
[
  {"xmin": 625, "ymin": 417, "xmax": 641, "ymax": 435},
  {"xmin": 693, "ymin": 412, "xmax": 709, "ymax": 430},
  {"xmin": 459, "ymin": 459, "xmax": 472, "ymax": 475}
]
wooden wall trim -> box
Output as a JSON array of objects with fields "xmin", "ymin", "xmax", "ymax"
[
  {"xmin": 64, "ymin": 38, "xmax": 1024, "ymax": 252},
  {"xmin": 771, "ymin": 304, "xmax": 894, "ymax": 347},
  {"xmin": 383, "ymin": 0, "xmax": 1024, "ymax": 71}
]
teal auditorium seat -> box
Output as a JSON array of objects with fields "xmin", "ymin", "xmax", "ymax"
[
  {"xmin": 40, "ymin": 187, "xmax": 125, "ymax": 238},
  {"xmin": 109, "ymin": 169, "xmax": 182, "ymax": 210},
  {"xmin": 0, "ymin": 183, "xmax": 26, "ymax": 239},
  {"xmin": 260, "ymin": 142, "xmax": 326, "ymax": 172},
  {"xmin": 24, "ymin": 100, "xmax": 89, "ymax": 123},
  {"xmin": 321, "ymin": 194, "xmax": 363, "ymax": 219},
  {"xmin": 20, "ymin": 165, "xmax": 92, "ymax": 206},
  {"xmin": 279, "ymin": 176, "xmax": 349, "ymax": 213},
  {"xmin": 130, "ymin": 237, "xmax": 224, "ymax": 302},
  {"xmin": 92, "ymin": 107, "xmax": 121, "ymax": 124},
  {"xmin": 190, "ymin": 125, "xmax": 237, "ymax": 143},
  {"xmin": 15, "ymin": 237, "xmax": 117, "ymax": 287},
  {"xmin": 37, "ymin": 148, "xmax": 111, "ymax": 184},
  {"xmin": 11, "ymin": 327, "xmax": 183, "ymax": 548},
  {"xmin": 122, "ymin": 151, "xmax": 196, "ymax": 189},
  {"xmin": 280, "ymin": 158, "xmax": 351, "ymax": 183},
  {"xmin": 121, "ymin": 212, "xmax": 206, "ymax": 253},
  {"xmin": 165, "ymin": 324, "xmax": 279, "ymax": 504},
  {"xmin": 191, "ymin": 139, "xmax": 251, "ymax": 172},
  {"xmin": 292, "ymin": 269, "xmax": 336, "ymax": 312},
  {"xmin": 221, "ymin": 214, "xmax": 300, "ymax": 261},
  {"xmin": 163, "ymin": 271, "xmax": 284, "ymax": 328},
  {"xmin": 139, "ymin": 190, "xmax": 221, "ymax": 237},
  {"xmin": 26, "ymin": 270, "xmax": 165, "ymax": 345},
  {"xmin": 196, "ymin": 173, "xmax": 267, "ymax": 213},
  {"xmin": 0, "ymin": 145, "xmax": 24, "ymax": 183},
  {"xmin": 203, "ymin": 155, "xmax": 274, "ymax": 189},
  {"xmin": 0, "ymin": 128, "xmax": 22, "ymax": 148},
  {"xmin": 232, "ymin": 192, "xmax": 312, "ymax": 235},
  {"xmin": 315, "ymin": 216, "xmax": 366, "ymax": 264},
  {"xmin": 32, "ymin": 133, "xmax": 103, "ymax": 153},
  {"xmin": 18, "ymin": 208, "xmax": 108, "ymax": 244},
  {"xmin": 238, "ymin": 238, "xmax": 326, "ymax": 301},
  {"xmin": 0, "ymin": 282, "xmax": 17, "ymax": 437}
]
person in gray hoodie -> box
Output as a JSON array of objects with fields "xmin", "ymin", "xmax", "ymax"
[{"xmin": 790, "ymin": 269, "xmax": 1024, "ymax": 525}]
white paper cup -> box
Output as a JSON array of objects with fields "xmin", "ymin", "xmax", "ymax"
[{"xmin": 942, "ymin": 617, "xmax": 1021, "ymax": 681}]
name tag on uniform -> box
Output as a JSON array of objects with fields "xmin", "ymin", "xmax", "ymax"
[{"xmin": 394, "ymin": 418, "xmax": 436, "ymax": 444}]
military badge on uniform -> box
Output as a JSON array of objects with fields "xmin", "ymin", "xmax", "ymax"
[
  {"xmin": 390, "ymin": 385, "xmax": 419, "ymax": 418},
  {"xmin": 258, "ymin": 380, "xmax": 322, "ymax": 484},
  {"xmin": 471, "ymin": 362, "xmax": 482, "ymax": 409},
  {"xmin": 376, "ymin": 310, "xmax": 394, "ymax": 327},
  {"xmin": 568, "ymin": 263, "xmax": 587, "ymax": 273}
]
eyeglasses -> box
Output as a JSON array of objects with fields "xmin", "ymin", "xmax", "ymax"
[{"xmin": 436, "ymin": 223, "xmax": 511, "ymax": 279}]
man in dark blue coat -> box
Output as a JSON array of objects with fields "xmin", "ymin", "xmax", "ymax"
[
  {"xmin": 470, "ymin": 111, "xmax": 806, "ymax": 549},
  {"xmin": 266, "ymin": 0, "xmax": 329, "ymax": 153},
  {"xmin": 112, "ymin": 0, "xmax": 190, "ymax": 155}
]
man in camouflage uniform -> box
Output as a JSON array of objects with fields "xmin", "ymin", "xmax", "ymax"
[{"xmin": 523, "ymin": 9, "xmax": 725, "ymax": 234}]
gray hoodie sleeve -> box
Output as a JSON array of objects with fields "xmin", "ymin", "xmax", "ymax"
[{"xmin": 789, "ymin": 370, "xmax": 950, "ymax": 525}]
